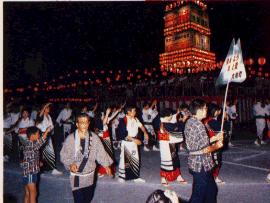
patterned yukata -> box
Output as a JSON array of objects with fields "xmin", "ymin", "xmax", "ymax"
[
  {"xmin": 117, "ymin": 116, "xmax": 143, "ymax": 180},
  {"xmin": 157, "ymin": 114, "xmax": 184, "ymax": 181},
  {"xmin": 36, "ymin": 114, "xmax": 56, "ymax": 170},
  {"xmin": 60, "ymin": 130, "xmax": 113, "ymax": 191},
  {"xmin": 56, "ymin": 108, "xmax": 73, "ymax": 140},
  {"xmin": 142, "ymin": 108, "xmax": 158, "ymax": 146}
]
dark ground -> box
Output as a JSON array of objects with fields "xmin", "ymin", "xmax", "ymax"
[{"xmin": 3, "ymin": 122, "xmax": 270, "ymax": 203}]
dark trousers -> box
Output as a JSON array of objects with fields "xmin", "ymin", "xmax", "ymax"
[
  {"xmin": 72, "ymin": 185, "xmax": 95, "ymax": 203},
  {"xmin": 189, "ymin": 167, "xmax": 217, "ymax": 203}
]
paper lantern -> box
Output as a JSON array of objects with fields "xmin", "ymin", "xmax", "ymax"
[
  {"xmin": 67, "ymin": 74, "xmax": 71, "ymax": 77},
  {"xmin": 258, "ymin": 57, "xmax": 266, "ymax": 66},
  {"xmin": 247, "ymin": 58, "xmax": 254, "ymax": 65},
  {"xmin": 127, "ymin": 76, "xmax": 131, "ymax": 80},
  {"xmin": 118, "ymin": 70, "xmax": 121, "ymax": 73},
  {"xmin": 101, "ymin": 70, "xmax": 104, "ymax": 74},
  {"xmin": 249, "ymin": 75, "xmax": 252, "ymax": 78},
  {"xmin": 248, "ymin": 67, "xmax": 251, "ymax": 71},
  {"xmin": 258, "ymin": 72, "xmax": 262, "ymax": 76},
  {"xmin": 34, "ymin": 87, "xmax": 38, "ymax": 91},
  {"xmin": 136, "ymin": 69, "xmax": 139, "ymax": 72},
  {"xmin": 127, "ymin": 70, "xmax": 130, "ymax": 73},
  {"xmin": 92, "ymin": 71, "xmax": 95, "ymax": 74},
  {"xmin": 161, "ymin": 65, "xmax": 165, "ymax": 72},
  {"xmin": 137, "ymin": 75, "xmax": 141, "ymax": 79},
  {"xmin": 84, "ymin": 71, "xmax": 87, "ymax": 74},
  {"xmin": 265, "ymin": 73, "xmax": 269, "ymax": 77},
  {"xmin": 109, "ymin": 70, "xmax": 113, "ymax": 74},
  {"xmin": 148, "ymin": 72, "xmax": 152, "ymax": 76},
  {"xmin": 84, "ymin": 81, "xmax": 88, "ymax": 85},
  {"xmin": 36, "ymin": 83, "xmax": 39, "ymax": 86},
  {"xmin": 251, "ymin": 70, "xmax": 255, "ymax": 74},
  {"xmin": 259, "ymin": 68, "xmax": 262, "ymax": 71}
]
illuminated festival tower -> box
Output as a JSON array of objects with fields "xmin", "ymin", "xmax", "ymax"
[{"xmin": 159, "ymin": 0, "xmax": 216, "ymax": 75}]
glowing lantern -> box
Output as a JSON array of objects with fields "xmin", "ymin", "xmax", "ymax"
[
  {"xmin": 130, "ymin": 73, "xmax": 134, "ymax": 77},
  {"xmin": 155, "ymin": 74, "xmax": 159, "ymax": 78},
  {"xmin": 36, "ymin": 83, "xmax": 39, "ymax": 86},
  {"xmin": 44, "ymin": 82, "xmax": 47, "ymax": 85},
  {"xmin": 258, "ymin": 57, "xmax": 266, "ymax": 66},
  {"xmin": 259, "ymin": 68, "xmax": 262, "ymax": 71},
  {"xmin": 75, "ymin": 70, "xmax": 78, "ymax": 73},
  {"xmin": 251, "ymin": 70, "xmax": 255, "ymax": 74},
  {"xmin": 258, "ymin": 72, "xmax": 262, "ymax": 76},
  {"xmin": 84, "ymin": 81, "xmax": 88, "ymax": 85},
  {"xmin": 92, "ymin": 71, "xmax": 95, "ymax": 74},
  {"xmin": 52, "ymin": 79, "xmax": 55, "ymax": 82},
  {"xmin": 148, "ymin": 72, "xmax": 152, "ymax": 76},
  {"xmin": 136, "ymin": 69, "xmax": 139, "ymax": 72},
  {"xmin": 67, "ymin": 74, "xmax": 71, "ymax": 77},
  {"xmin": 247, "ymin": 58, "xmax": 254, "ymax": 65},
  {"xmin": 145, "ymin": 68, "xmax": 148, "ymax": 72},
  {"xmin": 249, "ymin": 75, "xmax": 252, "ymax": 78},
  {"xmin": 106, "ymin": 78, "xmax": 111, "ymax": 83},
  {"xmin": 265, "ymin": 73, "xmax": 269, "ymax": 77},
  {"xmin": 127, "ymin": 70, "xmax": 130, "ymax": 73},
  {"xmin": 28, "ymin": 86, "xmax": 31, "ymax": 88},
  {"xmin": 248, "ymin": 67, "xmax": 251, "ymax": 71},
  {"xmin": 96, "ymin": 79, "xmax": 99, "ymax": 83},
  {"xmin": 60, "ymin": 76, "xmax": 63, "ymax": 79},
  {"xmin": 130, "ymin": 82, "xmax": 132, "ymax": 85},
  {"xmin": 153, "ymin": 68, "xmax": 156, "ymax": 71},
  {"xmin": 101, "ymin": 70, "xmax": 104, "ymax": 74},
  {"xmin": 127, "ymin": 76, "xmax": 130, "ymax": 80},
  {"xmin": 118, "ymin": 70, "xmax": 122, "ymax": 73},
  {"xmin": 78, "ymin": 81, "xmax": 82, "ymax": 84},
  {"xmin": 84, "ymin": 71, "xmax": 87, "ymax": 74},
  {"xmin": 91, "ymin": 81, "xmax": 94, "ymax": 84},
  {"xmin": 145, "ymin": 78, "xmax": 148, "ymax": 81},
  {"xmin": 34, "ymin": 87, "xmax": 38, "ymax": 91},
  {"xmin": 109, "ymin": 70, "xmax": 113, "ymax": 74}
]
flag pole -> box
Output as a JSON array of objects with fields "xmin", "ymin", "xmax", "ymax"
[{"xmin": 221, "ymin": 81, "xmax": 230, "ymax": 132}]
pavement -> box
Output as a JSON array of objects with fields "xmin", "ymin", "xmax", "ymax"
[{"xmin": 3, "ymin": 123, "xmax": 270, "ymax": 203}]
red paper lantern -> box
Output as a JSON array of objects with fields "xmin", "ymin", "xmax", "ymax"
[
  {"xmin": 127, "ymin": 76, "xmax": 130, "ymax": 80},
  {"xmin": 145, "ymin": 68, "xmax": 148, "ymax": 72},
  {"xmin": 118, "ymin": 70, "xmax": 121, "ymax": 73},
  {"xmin": 75, "ymin": 70, "xmax": 78, "ymax": 73},
  {"xmin": 130, "ymin": 73, "xmax": 134, "ymax": 77},
  {"xmin": 78, "ymin": 81, "xmax": 82, "ymax": 84},
  {"xmin": 258, "ymin": 57, "xmax": 266, "ymax": 66},
  {"xmin": 145, "ymin": 78, "xmax": 148, "ymax": 81},
  {"xmin": 36, "ymin": 83, "xmax": 39, "ymax": 86},
  {"xmin": 247, "ymin": 58, "xmax": 254, "ymax": 65},
  {"xmin": 34, "ymin": 87, "xmax": 38, "ymax": 91},
  {"xmin": 148, "ymin": 72, "xmax": 152, "ymax": 76},
  {"xmin": 101, "ymin": 70, "xmax": 104, "ymax": 74},
  {"xmin": 251, "ymin": 70, "xmax": 255, "ymax": 74},
  {"xmin": 136, "ymin": 69, "xmax": 139, "ymax": 72},
  {"xmin": 248, "ymin": 67, "xmax": 252, "ymax": 71},
  {"xmin": 52, "ymin": 79, "xmax": 55, "ymax": 82},
  {"xmin": 84, "ymin": 71, "xmax": 87, "ymax": 74},
  {"xmin": 44, "ymin": 82, "xmax": 47, "ymax": 85},
  {"xmin": 258, "ymin": 72, "xmax": 262, "ymax": 76},
  {"xmin": 92, "ymin": 71, "xmax": 95, "ymax": 74},
  {"xmin": 130, "ymin": 82, "xmax": 132, "ymax": 85},
  {"xmin": 259, "ymin": 68, "xmax": 262, "ymax": 71},
  {"xmin": 249, "ymin": 75, "xmax": 252, "ymax": 78},
  {"xmin": 109, "ymin": 70, "xmax": 113, "ymax": 74},
  {"xmin": 67, "ymin": 74, "xmax": 71, "ymax": 77},
  {"xmin": 153, "ymin": 68, "xmax": 156, "ymax": 71},
  {"xmin": 106, "ymin": 78, "xmax": 111, "ymax": 83},
  {"xmin": 84, "ymin": 81, "xmax": 88, "ymax": 85},
  {"xmin": 265, "ymin": 73, "xmax": 269, "ymax": 77},
  {"xmin": 137, "ymin": 75, "xmax": 141, "ymax": 79},
  {"xmin": 155, "ymin": 74, "xmax": 159, "ymax": 78},
  {"xmin": 127, "ymin": 70, "xmax": 130, "ymax": 73}
]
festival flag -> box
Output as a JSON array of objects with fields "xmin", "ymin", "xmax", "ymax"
[{"xmin": 215, "ymin": 38, "xmax": 246, "ymax": 86}]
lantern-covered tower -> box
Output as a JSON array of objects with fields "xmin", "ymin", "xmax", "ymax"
[{"xmin": 159, "ymin": 0, "xmax": 216, "ymax": 75}]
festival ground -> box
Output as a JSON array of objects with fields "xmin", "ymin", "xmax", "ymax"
[{"xmin": 4, "ymin": 123, "xmax": 270, "ymax": 203}]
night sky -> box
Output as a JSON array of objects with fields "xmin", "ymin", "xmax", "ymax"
[{"xmin": 4, "ymin": 1, "xmax": 270, "ymax": 88}]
